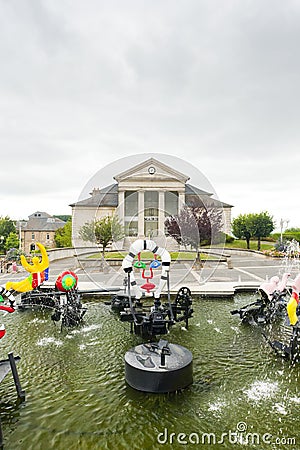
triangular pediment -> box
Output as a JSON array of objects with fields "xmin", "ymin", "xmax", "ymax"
[{"xmin": 114, "ymin": 157, "xmax": 190, "ymax": 183}]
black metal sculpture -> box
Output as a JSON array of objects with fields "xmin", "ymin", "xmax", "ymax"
[
  {"xmin": 18, "ymin": 270, "xmax": 87, "ymax": 328},
  {"xmin": 19, "ymin": 286, "xmax": 87, "ymax": 328},
  {"xmin": 231, "ymin": 273, "xmax": 290, "ymax": 325},
  {"xmin": 267, "ymin": 274, "xmax": 300, "ymax": 363},
  {"xmin": 231, "ymin": 271, "xmax": 300, "ymax": 364},
  {"xmin": 110, "ymin": 239, "xmax": 194, "ymax": 393},
  {"xmin": 264, "ymin": 326, "xmax": 300, "ymax": 364}
]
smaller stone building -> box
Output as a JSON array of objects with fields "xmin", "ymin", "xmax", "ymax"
[{"xmin": 18, "ymin": 212, "xmax": 66, "ymax": 253}]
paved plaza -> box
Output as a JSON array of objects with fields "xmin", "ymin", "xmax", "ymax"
[{"xmin": 1, "ymin": 249, "xmax": 298, "ymax": 298}]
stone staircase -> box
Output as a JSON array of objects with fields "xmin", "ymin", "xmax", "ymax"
[{"xmin": 120, "ymin": 236, "xmax": 179, "ymax": 252}]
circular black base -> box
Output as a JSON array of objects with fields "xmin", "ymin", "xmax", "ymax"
[{"xmin": 124, "ymin": 341, "xmax": 193, "ymax": 393}]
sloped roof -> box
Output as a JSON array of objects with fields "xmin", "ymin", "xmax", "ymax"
[
  {"xmin": 185, "ymin": 183, "xmax": 213, "ymax": 197},
  {"xmin": 28, "ymin": 211, "xmax": 52, "ymax": 219},
  {"xmin": 185, "ymin": 185, "xmax": 233, "ymax": 208},
  {"xmin": 69, "ymin": 183, "xmax": 118, "ymax": 208},
  {"xmin": 22, "ymin": 212, "xmax": 66, "ymax": 231}
]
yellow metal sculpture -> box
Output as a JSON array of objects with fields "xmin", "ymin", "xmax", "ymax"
[
  {"xmin": 6, "ymin": 243, "xmax": 49, "ymax": 293},
  {"xmin": 287, "ymin": 274, "xmax": 300, "ymax": 326},
  {"xmin": 287, "ymin": 292, "xmax": 299, "ymax": 326}
]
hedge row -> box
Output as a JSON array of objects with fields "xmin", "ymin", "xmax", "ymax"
[{"xmin": 271, "ymin": 232, "xmax": 300, "ymax": 242}]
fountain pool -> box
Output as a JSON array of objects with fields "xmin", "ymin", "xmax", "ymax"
[{"xmin": 0, "ymin": 293, "xmax": 299, "ymax": 449}]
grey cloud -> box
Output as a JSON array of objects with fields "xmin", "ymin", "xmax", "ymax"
[{"xmin": 0, "ymin": 0, "xmax": 300, "ymax": 227}]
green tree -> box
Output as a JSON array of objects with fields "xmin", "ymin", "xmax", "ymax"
[
  {"xmin": 54, "ymin": 219, "xmax": 72, "ymax": 248},
  {"xmin": 79, "ymin": 221, "xmax": 96, "ymax": 244},
  {"xmin": 54, "ymin": 214, "xmax": 71, "ymax": 222},
  {"xmin": 5, "ymin": 232, "xmax": 19, "ymax": 251},
  {"xmin": 0, "ymin": 216, "xmax": 16, "ymax": 253},
  {"xmin": 6, "ymin": 247, "xmax": 25, "ymax": 263},
  {"xmin": 79, "ymin": 215, "xmax": 124, "ymax": 257},
  {"xmin": 249, "ymin": 211, "xmax": 275, "ymax": 251},
  {"xmin": 232, "ymin": 212, "xmax": 275, "ymax": 250},
  {"xmin": 165, "ymin": 204, "xmax": 224, "ymax": 265},
  {"xmin": 232, "ymin": 214, "xmax": 252, "ymax": 249}
]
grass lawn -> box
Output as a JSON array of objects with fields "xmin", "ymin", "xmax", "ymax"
[
  {"xmin": 223, "ymin": 240, "xmax": 274, "ymax": 251},
  {"xmin": 87, "ymin": 240, "xmax": 275, "ymax": 260},
  {"xmin": 87, "ymin": 251, "xmax": 216, "ymax": 261}
]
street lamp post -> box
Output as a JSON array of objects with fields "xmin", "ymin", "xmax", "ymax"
[
  {"xmin": 0, "ymin": 235, "xmax": 4, "ymax": 253},
  {"xmin": 280, "ymin": 218, "xmax": 289, "ymax": 245},
  {"xmin": 18, "ymin": 221, "xmax": 25, "ymax": 251},
  {"xmin": 19, "ymin": 222, "xmax": 22, "ymax": 251}
]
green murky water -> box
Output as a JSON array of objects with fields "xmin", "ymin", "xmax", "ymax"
[{"xmin": 0, "ymin": 294, "xmax": 299, "ymax": 450}]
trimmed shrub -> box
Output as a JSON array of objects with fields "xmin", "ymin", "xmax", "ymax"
[
  {"xmin": 263, "ymin": 236, "xmax": 277, "ymax": 242},
  {"xmin": 212, "ymin": 232, "xmax": 235, "ymax": 244},
  {"xmin": 225, "ymin": 234, "xmax": 235, "ymax": 243},
  {"xmin": 272, "ymin": 232, "xmax": 300, "ymax": 242}
]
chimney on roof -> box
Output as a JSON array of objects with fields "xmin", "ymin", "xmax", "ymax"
[{"xmin": 90, "ymin": 188, "xmax": 101, "ymax": 196}]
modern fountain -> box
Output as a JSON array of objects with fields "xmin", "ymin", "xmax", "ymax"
[
  {"xmin": 1, "ymin": 240, "xmax": 300, "ymax": 448},
  {"xmin": 111, "ymin": 238, "xmax": 194, "ymax": 393},
  {"xmin": 0, "ymin": 277, "xmax": 299, "ymax": 448},
  {"xmin": 280, "ymin": 238, "xmax": 300, "ymax": 276}
]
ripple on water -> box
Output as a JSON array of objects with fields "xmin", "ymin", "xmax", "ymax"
[
  {"xmin": 36, "ymin": 337, "xmax": 64, "ymax": 347},
  {"xmin": 1, "ymin": 297, "xmax": 299, "ymax": 450},
  {"xmin": 67, "ymin": 323, "xmax": 102, "ymax": 336},
  {"xmin": 272, "ymin": 403, "xmax": 288, "ymax": 415},
  {"xmin": 245, "ymin": 380, "xmax": 279, "ymax": 402},
  {"xmin": 207, "ymin": 399, "xmax": 227, "ymax": 416},
  {"xmin": 28, "ymin": 317, "xmax": 48, "ymax": 324}
]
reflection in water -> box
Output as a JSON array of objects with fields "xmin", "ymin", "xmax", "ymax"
[{"xmin": 0, "ymin": 294, "xmax": 299, "ymax": 449}]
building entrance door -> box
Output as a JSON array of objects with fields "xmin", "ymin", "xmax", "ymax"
[
  {"xmin": 144, "ymin": 218, "xmax": 158, "ymax": 238},
  {"xmin": 144, "ymin": 191, "xmax": 159, "ymax": 237}
]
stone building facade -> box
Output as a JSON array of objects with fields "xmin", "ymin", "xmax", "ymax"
[
  {"xmin": 70, "ymin": 158, "xmax": 233, "ymax": 248},
  {"xmin": 18, "ymin": 212, "xmax": 66, "ymax": 253}
]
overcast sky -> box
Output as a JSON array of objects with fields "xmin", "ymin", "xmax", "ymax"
[{"xmin": 1, "ymin": 0, "xmax": 300, "ymax": 231}]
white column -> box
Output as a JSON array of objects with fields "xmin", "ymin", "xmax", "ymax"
[
  {"xmin": 178, "ymin": 192, "xmax": 185, "ymax": 211},
  {"xmin": 118, "ymin": 190, "xmax": 125, "ymax": 226},
  {"xmin": 158, "ymin": 191, "xmax": 165, "ymax": 233},
  {"xmin": 138, "ymin": 190, "xmax": 144, "ymax": 237}
]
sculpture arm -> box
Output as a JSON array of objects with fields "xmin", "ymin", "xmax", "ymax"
[
  {"xmin": 36, "ymin": 242, "xmax": 49, "ymax": 271},
  {"xmin": 20, "ymin": 254, "xmax": 35, "ymax": 273}
]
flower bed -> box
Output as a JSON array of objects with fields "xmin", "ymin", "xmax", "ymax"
[{"xmin": 262, "ymin": 249, "xmax": 285, "ymax": 257}]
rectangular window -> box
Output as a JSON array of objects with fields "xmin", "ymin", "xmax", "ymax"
[
  {"xmin": 46, "ymin": 233, "xmax": 50, "ymax": 240},
  {"xmin": 125, "ymin": 220, "xmax": 138, "ymax": 237},
  {"xmin": 144, "ymin": 191, "xmax": 158, "ymax": 237},
  {"xmin": 31, "ymin": 233, "xmax": 35, "ymax": 240},
  {"xmin": 165, "ymin": 191, "xmax": 178, "ymax": 216},
  {"xmin": 125, "ymin": 191, "xmax": 138, "ymax": 217},
  {"xmin": 125, "ymin": 191, "xmax": 138, "ymax": 236},
  {"xmin": 144, "ymin": 191, "xmax": 158, "ymax": 217}
]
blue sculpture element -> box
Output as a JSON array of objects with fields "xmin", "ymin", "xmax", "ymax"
[{"xmin": 150, "ymin": 260, "xmax": 161, "ymax": 269}]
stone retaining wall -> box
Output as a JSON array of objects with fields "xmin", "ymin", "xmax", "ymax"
[{"xmin": 46, "ymin": 247, "xmax": 99, "ymax": 261}]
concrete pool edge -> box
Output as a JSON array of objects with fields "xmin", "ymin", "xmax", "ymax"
[{"xmin": 76, "ymin": 280, "xmax": 263, "ymax": 298}]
